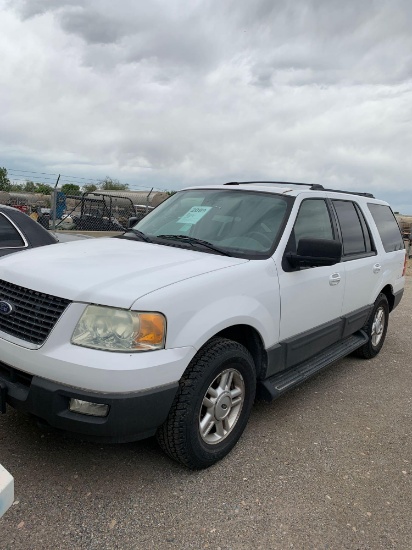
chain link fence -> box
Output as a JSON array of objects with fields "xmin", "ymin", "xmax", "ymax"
[
  {"xmin": 0, "ymin": 189, "xmax": 169, "ymax": 233},
  {"xmin": 53, "ymin": 192, "xmax": 137, "ymax": 231}
]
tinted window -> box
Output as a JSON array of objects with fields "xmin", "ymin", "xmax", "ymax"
[
  {"xmin": 293, "ymin": 199, "xmax": 334, "ymax": 246},
  {"xmin": 0, "ymin": 214, "xmax": 25, "ymax": 248},
  {"xmin": 356, "ymin": 204, "xmax": 374, "ymax": 253},
  {"xmin": 333, "ymin": 200, "xmax": 366, "ymax": 255},
  {"xmin": 368, "ymin": 204, "xmax": 404, "ymax": 253}
]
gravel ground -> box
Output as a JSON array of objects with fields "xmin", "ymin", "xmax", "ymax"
[{"xmin": 0, "ymin": 276, "xmax": 411, "ymax": 550}]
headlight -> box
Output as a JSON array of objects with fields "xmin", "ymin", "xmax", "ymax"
[{"xmin": 71, "ymin": 305, "xmax": 166, "ymax": 352}]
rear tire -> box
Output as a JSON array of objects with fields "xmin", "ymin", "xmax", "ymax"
[
  {"xmin": 355, "ymin": 293, "xmax": 389, "ymax": 359},
  {"xmin": 156, "ymin": 338, "xmax": 256, "ymax": 469}
]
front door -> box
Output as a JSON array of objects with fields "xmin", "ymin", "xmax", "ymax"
[{"xmin": 275, "ymin": 198, "xmax": 345, "ymax": 367}]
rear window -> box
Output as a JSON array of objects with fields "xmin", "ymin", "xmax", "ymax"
[
  {"xmin": 367, "ymin": 204, "xmax": 404, "ymax": 252},
  {"xmin": 0, "ymin": 213, "xmax": 26, "ymax": 248}
]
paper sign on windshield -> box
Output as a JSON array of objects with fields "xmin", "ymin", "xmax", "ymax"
[{"xmin": 178, "ymin": 206, "xmax": 212, "ymax": 224}]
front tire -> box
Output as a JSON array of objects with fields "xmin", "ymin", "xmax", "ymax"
[
  {"xmin": 156, "ymin": 338, "xmax": 256, "ymax": 469},
  {"xmin": 355, "ymin": 293, "xmax": 389, "ymax": 359}
]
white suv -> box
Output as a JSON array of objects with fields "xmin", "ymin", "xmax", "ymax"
[{"xmin": 0, "ymin": 182, "xmax": 406, "ymax": 468}]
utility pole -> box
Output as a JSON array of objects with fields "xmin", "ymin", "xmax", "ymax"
[{"xmin": 51, "ymin": 174, "xmax": 60, "ymax": 230}]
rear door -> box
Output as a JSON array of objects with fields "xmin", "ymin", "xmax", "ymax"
[{"xmin": 330, "ymin": 199, "xmax": 380, "ymax": 319}]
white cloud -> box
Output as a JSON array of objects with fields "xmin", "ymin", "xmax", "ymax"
[{"xmin": 0, "ymin": 0, "xmax": 411, "ymax": 210}]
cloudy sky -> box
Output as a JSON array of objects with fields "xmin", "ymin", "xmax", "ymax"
[{"xmin": 1, "ymin": 0, "xmax": 412, "ymax": 211}]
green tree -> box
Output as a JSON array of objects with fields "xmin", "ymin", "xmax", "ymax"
[
  {"xmin": 61, "ymin": 183, "xmax": 81, "ymax": 196},
  {"xmin": 35, "ymin": 183, "xmax": 53, "ymax": 195},
  {"xmin": 23, "ymin": 181, "xmax": 37, "ymax": 192},
  {"xmin": 0, "ymin": 167, "xmax": 11, "ymax": 192},
  {"xmin": 98, "ymin": 176, "xmax": 129, "ymax": 191},
  {"xmin": 9, "ymin": 183, "xmax": 24, "ymax": 192},
  {"xmin": 82, "ymin": 183, "xmax": 98, "ymax": 193}
]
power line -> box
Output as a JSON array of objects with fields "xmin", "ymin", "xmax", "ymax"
[
  {"xmin": 7, "ymin": 170, "xmax": 99, "ymax": 182},
  {"xmin": 6, "ymin": 167, "xmax": 168, "ymax": 192},
  {"xmin": 7, "ymin": 169, "xmax": 60, "ymax": 177},
  {"xmin": 10, "ymin": 174, "xmax": 68, "ymax": 182},
  {"xmin": 53, "ymin": 174, "xmax": 102, "ymax": 182}
]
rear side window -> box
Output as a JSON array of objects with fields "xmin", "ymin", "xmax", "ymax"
[
  {"xmin": 332, "ymin": 200, "xmax": 372, "ymax": 256},
  {"xmin": 368, "ymin": 204, "xmax": 404, "ymax": 252},
  {"xmin": 0, "ymin": 213, "xmax": 25, "ymax": 248}
]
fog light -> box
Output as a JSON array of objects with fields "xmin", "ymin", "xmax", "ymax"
[{"xmin": 69, "ymin": 398, "xmax": 109, "ymax": 417}]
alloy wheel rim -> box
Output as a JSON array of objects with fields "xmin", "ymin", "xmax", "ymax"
[
  {"xmin": 371, "ymin": 306, "xmax": 385, "ymax": 347},
  {"xmin": 199, "ymin": 368, "xmax": 245, "ymax": 445}
]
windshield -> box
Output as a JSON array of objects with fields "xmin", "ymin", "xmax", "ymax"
[{"xmin": 132, "ymin": 189, "xmax": 291, "ymax": 257}]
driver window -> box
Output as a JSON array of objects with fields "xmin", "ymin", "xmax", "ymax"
[{"xmin": 291, "ymin": 199, "xmax": 334, "ymax": 250}]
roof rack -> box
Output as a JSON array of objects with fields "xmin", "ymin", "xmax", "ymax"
[
  {"xmin": 224, "ymin": 181, "xmax": 375, "ymax": 199},
  {"xmin": 323, "ymin": 187, "xmax": 375, "ymax": 199},
  {"xmin": 224, "ymin": 181, "xmax": 324, "ymax": 190}
]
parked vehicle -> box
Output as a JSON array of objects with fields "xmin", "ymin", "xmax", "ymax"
[
  {"xmin": 70, "ymin": 193, "xmax": 128, "ymax": 231},
  {"xmin": 0, "ymin": 205, "xmax": 90, "ymax": 257},
  {"xmin": 0, "ymin": 204, "xmax": 56, "ymax": 257},
  {"xmin": 0, "ymin": 182, "xmax": 406, "ymax": 468}
]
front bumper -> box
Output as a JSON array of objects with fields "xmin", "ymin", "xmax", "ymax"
[{"xmin": 0, "ymin": 362, "xmax": 178, "ymax": 443}]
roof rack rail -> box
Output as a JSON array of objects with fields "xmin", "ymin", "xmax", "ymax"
[
  {"xmin": 321, "ymin": 187, "xmax": 375, "ymax": 199},
  {"xmin": 224, "ymin": 181, "xmax": 375, "ymax": 199},
  {"xmin": 224, "ymin": 181, "xmax": 324, "ymax": 190}
]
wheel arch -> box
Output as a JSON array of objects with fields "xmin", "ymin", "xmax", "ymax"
[
  {"xmin": 201, "ymin": 324, "xmax": 268, "ymax": 381},
  {"xmin": 380, "ymin": 284, "xmax": 395, "ymax": 311}
]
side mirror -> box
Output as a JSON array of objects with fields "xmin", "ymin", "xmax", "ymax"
[
  {"xmin": 286, "ymin": 238, "xmax": 342, "ymax": 268},
  {"xmin": 128, "ymin": 216, "xmax": 138, "ymax": 228}
]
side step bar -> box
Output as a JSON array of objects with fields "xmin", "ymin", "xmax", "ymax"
[{"xmin": 258, "ymin": 332, "xmax": 368, "ymax": 402}]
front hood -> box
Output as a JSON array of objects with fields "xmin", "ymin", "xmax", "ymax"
[{"xmin": 0, "ymin": 238, "xmax": 248, "ymax": 308}]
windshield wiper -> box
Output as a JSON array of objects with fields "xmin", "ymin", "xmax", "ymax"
[
  {"xmin": 156, "ymin": 235, "xmax": 233, "ymax": 257},
  {"xmin": 122, "ymin": 228, "xmax": 153, "ymax": 243}
]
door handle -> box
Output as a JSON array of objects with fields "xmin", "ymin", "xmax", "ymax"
[
  {"xmin": 329, "ymin": 273, "xmax": 341, "ymax": 286},
  {"xmin": 373, "ymin": 263, "xmax": 381, "ymax": 274}
]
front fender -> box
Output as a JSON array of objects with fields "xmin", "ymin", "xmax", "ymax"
[
  {"xmin": 132, "ymin": 259, "xmax": 280, "ymax": 352},
  {"xmin": 168, "ymin": 294, "xmax": 278, "ymax": 351}
]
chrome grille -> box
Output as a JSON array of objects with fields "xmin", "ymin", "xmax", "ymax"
[{"xmin": 0, "ymin": 279, "xmax": 70, "ymax": 345}]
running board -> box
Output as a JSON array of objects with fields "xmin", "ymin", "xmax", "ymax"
[{"xmin": 258, "ymin": 332, "xmax": 368, "ymax": 402}]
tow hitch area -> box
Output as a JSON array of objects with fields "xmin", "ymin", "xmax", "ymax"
[{"xmin": 0, "ymin": 381, "xmax": 7, "ymax": 414}]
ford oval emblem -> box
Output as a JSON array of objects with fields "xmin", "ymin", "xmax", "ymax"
[{"xmin": 0, "ymin": 301, "xmax": 14, "ymax": 315}]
